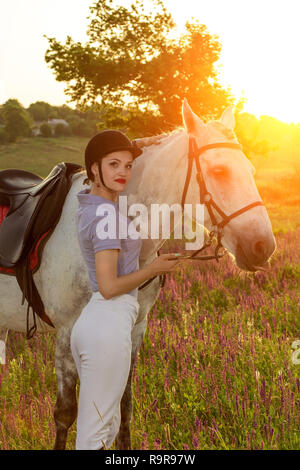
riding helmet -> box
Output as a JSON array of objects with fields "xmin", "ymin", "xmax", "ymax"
[{"xmin": 84, "ymin": 130, "xmax": 142, "ymax": 188}]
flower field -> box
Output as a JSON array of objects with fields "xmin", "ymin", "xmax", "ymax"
[
  {"xmin": 0, "ymin": 142, "xmax": 299, "ymax": 450},
  {"xmin": 0, "ymin": 226, "xmax": 299, "ymax": 449}
]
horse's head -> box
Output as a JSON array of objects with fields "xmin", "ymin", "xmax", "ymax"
[{"xmin": 182, "ymin": 99, "xmax": 276, "ymax": 272}]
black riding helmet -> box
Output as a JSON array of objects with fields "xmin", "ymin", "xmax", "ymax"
[{"xmin": 84, "ymin": 130, "xmax": 142, "ymax": 190}]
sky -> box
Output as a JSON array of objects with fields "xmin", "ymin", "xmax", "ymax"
[{"xmin": 0, "ymin": 0, "xmax": 299, "ymax": 123}]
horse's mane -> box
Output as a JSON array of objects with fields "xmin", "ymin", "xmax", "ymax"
[
  {"xmin": 133, "ymin": 128, "xmax": 184, "ymax": 149},
  {"xmin": 209, "ymin": 121, "xmax": 237, "ymax": 141},
  {"xmin": 133, "ymin": 121, "xmax": 237, "ymax": 149},
  {"xmin": 71, "ymin": 121, "xmax": 236, "ymax": 184},
  {"xmin": 70, "ymin": 130, "xmax": 179, "ymax": 184}
]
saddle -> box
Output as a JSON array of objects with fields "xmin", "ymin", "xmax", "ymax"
[{"xmin": 0, "ymin": 162, "xmax": 84, "ymax": 339}]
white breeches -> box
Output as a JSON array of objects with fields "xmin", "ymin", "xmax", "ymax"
[{"xmin": 70, "ymin": 291, "xmax": 139, "ymax": 450}]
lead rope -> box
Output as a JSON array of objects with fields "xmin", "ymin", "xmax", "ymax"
[{"xmin": 138, "ymin": 249, "xmax": 166, "ymax": 290}]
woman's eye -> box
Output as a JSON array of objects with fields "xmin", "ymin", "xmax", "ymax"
[{"xmin": 110, "ymin": 162, "xmax": 132, "ymax": 169}]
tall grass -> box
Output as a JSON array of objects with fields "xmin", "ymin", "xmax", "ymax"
[{"xmin": 0, "ymin": 229, "xmax": 299, "ymax": 450}]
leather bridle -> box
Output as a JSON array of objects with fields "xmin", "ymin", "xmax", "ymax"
[
  {"xmin": 179, "ymin": 136, "xmax": 264, "ymax": 261},
  {"xmin": 138, "ymin": 135, "xmax": 264, "ymax": 290}
]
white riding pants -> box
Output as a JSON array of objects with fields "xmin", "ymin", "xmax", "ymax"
[{"xmin": 70, "ymin": 291, "xmax": 140, "ymax": 450}]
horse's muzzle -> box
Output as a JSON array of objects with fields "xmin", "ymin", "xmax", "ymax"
[{"xmin": 235, "ymin": 234, "xmax": 276, "ymax": 272}]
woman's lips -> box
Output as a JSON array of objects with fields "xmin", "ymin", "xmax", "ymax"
[{"xmin": 115, "ymin": 178, "xmax": 126, "ymax": 184}]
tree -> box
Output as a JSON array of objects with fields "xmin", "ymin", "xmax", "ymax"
[
  {"xmin": 54, "ymin": 123, "xmax": 72, "ymax": 137},
  {"xmin": 28, "ymin": 101, "xmax": 52, "ymax": 122},
  {"xmin": 45, "ymin": 0, "xmax": 235, "ymax": 135},
  {"xmin": 0, "ymin": 99, "xmax": 33, "ymax": 142},
  {"xmin": 40, "ymin": 123, "xmax": 53, "ymax": 137},
  {"xmin": 234, "ymin": 107, "xmax": 277, "ymax": 160},
  {"xmin": 69, "ymin": 117, "xmax": 98, "ymax": 137},
  {"xmin": 0, "ymin": 127, "xmax": 9, "ymax": 144}
]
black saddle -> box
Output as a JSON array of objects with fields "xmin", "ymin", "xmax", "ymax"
[
  {"xmin": 0, "ymin": 162, "xmax": 84, "ymax": 338},
  {"xmin": 0, "ymin": 165, "xmax": 71, "ymax": 267},
  {"xmin": 0, "ymin": 163, "xmax": 82, "ymax": 268}
]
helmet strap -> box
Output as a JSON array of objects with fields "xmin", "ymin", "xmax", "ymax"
[{"xmin": 97, "ymin": 161, "xmax": 114, "ymax": 192}]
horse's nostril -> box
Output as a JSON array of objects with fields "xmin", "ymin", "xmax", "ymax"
[
  {"xmin": 249, "ymin": 236, "xmax": 276, "ymax": 264},
  {"xmin": 254, "ymin": 241, "xmax": 265, "ymax": 256}
]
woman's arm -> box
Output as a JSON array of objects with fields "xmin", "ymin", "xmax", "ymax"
[{"xmin": 95, "ymin": 249, "xmax": 180, "ymax": 299}]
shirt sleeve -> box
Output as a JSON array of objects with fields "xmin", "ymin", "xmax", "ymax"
[{"xmin": 89, "ymin": 213, "xmax": 121, "ymax": 254}]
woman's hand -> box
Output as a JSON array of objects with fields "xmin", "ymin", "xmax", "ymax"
[
  {"xmin": 148, "ymin": 253, "xmax": 181, "ymax": 276},
  {"xmin": 95, "ymin": 250, "xmax": 182, "ymax": 299}
]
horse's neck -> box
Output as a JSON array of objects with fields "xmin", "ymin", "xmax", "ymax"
[
  {"xmin": 130, "ymin": 130, "xmax": 213, "ymax": 257},
  {"xmin": 69, "ymin": 130, "xmax": 212, "ymax": 263},
  {"xmin": 128, "ymin": 130, "xmax": 188, "ymax": 206},
  {"xmin": 123, "ymin": 131, "xmax": 185, "ymax": 260}
]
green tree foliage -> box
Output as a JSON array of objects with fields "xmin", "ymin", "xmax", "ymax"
[
  {"xmin": 28, "ymin": 101, "xmax": 52, "ymax": 122},
  {"xmin": 234, "ymin": 111, "xmax": 275, "ymax": 159},
  {"xmin": 68, "ymin": 116, "xmax": 98, "ymax": 137},
  {"xmin": 54, "ymin": 123, "xmax": 72, "ymax": 137},
  {"xmin": 258, "ymin": 115, "xmax": 290, "ymax": 146},
  {"xmin": 44, "ymin": 0, "xmax": 235, "ymax": 134},
  {"xmin": 27, "ymin": 99, "xmax": 98, "ymax": 138},
  {"xmin": 291, "ymin": 123, "xmax": 300, "ymax": 147},
  {"xmin": 40, "ymin": 123, "xmax": 52, "ymax": 137},
  {"xmin": 0, "ymin": 127, "xmax": 9, "ymax": 144},
  {"xmin": 0, "ymin": 99, "xmax": 33, "ymax": 142}
]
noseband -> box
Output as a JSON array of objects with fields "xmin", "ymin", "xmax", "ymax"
[{"xmin": 179, "ymin": 136, "xmax": 264, "ymax": 261}]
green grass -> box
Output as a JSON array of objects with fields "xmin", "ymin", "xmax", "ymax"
[{"xmin": 0, "ymin": 136, "xmax": 88, "ymax": 176}]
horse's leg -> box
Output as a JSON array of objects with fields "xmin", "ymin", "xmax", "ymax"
[
  {"xmin": 115, "ymin": 317, "xmax": 147, "ymax": 450},
  {"xmin": 0, "ymin": 328, "xmax": 8, "ymax": 365},
  {"xmin": 53, "ymin": 326, "xmax": 78, "ymax": 450}
]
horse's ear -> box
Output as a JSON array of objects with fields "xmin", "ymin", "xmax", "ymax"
[
  {"xmin": 182, "ymin": 98, "xmax": 204, "ymax": 135},
  {"xmin": 220, "ymin": 106, "xmax": 235, "ymax": 130}
]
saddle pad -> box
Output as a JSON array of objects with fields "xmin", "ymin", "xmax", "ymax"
[{"xmin": 0, "ymin": 204, "xmax": 50, "ymax": 274}]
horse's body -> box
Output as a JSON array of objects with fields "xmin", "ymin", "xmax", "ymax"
[{"xmin": 0, "ymin": 103, "xmax": 276, "ymax": 449}]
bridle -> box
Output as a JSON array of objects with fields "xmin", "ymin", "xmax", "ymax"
[
  {"xmin": 179, "ymin": 136, "xmax": 264, "ymax": 261},
  {"xmin": 138, "ymin": 135, "xmax": 264, "ymax": 290}
]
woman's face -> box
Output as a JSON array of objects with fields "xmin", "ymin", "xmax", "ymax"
[{"xmin": 92, "ymin": 150, "xmax": 134, "ymax": 191}]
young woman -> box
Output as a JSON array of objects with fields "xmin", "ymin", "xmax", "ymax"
[{"xmin": 70, "ymin": 130, "xmax": 181, "ymax": 450}]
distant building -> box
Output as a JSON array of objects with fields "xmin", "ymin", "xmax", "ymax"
[
  {"xmin": 31, "ymin": 121, "xmax": 46, "ymax": 136},
  {"xmin": 31, "ymin": 118, "xmax": 70, "ymax": 137},
  {"xmin": 48, "ymin": 119, "xmax": 69, "ymax": 129}
]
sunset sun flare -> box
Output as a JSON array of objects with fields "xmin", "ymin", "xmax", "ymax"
[
  {"xmin": 164, "ymin": 0, "xmax": 300, "ymax": 124},
  {"xmin": 0, "ymin": 0, "xmax": 299, "ymax": 124}
]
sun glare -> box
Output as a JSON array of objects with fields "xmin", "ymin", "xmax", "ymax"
[
  {"xmin": 164, "ymin": 0, "xmax": 300, "ymax": 124},
  {"xmin": 218, "ymin": 21, "xmax": 300, "ymax": 124},
  {"xmin": 1, "ymin": 0, "xmax": 299, "ymax": 124}
]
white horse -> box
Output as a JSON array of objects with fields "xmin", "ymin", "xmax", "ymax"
[{"xmin": 0, "ymin": 100, "xmax": 276, "ymax": 449}]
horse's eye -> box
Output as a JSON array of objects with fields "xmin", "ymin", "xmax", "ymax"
[{"xmin": 212, "ymin": 167, "xmax": 228, "ymax": 177}]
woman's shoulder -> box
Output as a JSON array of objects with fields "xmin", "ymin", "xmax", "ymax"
[{"xmin": 78, "ymin": 205, "xmax": 121, "ymax": 245}]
